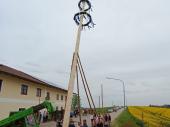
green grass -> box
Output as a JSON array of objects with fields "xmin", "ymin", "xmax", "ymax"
[
  {"xmin": 96, "ymin": 107, "xmax": 108, "ymax": 114},
  {"xmin": 95, "ymin": 107, "xmax": 113, "ymax": 114},
  {"xmin": 112, "ymin": 109, "xmax": 144, "ymax": 127}
]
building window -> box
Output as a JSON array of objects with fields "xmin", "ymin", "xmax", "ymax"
[
  {"xmin": 61, "ymin": 107, "xmax": 63, "ymax": 110},
  {"xmin": 21, "ymin": 84, "xmax": 28, "ymax": 95},
  {"xmin": 45, "ymin": 92, "xmax": 50, "ymax": 100},
  {"xmin": 56, "ymin": 94, "xmax": 59, "ymax": 100},
  {"xmin": 56, "ymin": 106, "xmax": 58, "ymax": 110},
  {"xmin": 61, "ymin": 95, "xmax": 63, "ymax": 101},
  {"xmin": 65, "ymin": 96, "xmax": 67, "ymax": 101},
  {"xmin": 0, "ymin": 80, "xmax": 2, "ymax": 92},
  {"xmin": 36, "ymin": 88, "xmax": 41, "ymax": 97}
]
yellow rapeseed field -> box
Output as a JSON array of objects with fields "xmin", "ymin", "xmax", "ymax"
[{"xmin": 128, "ymin": 106, "xmax": 170, "ymax": 127}]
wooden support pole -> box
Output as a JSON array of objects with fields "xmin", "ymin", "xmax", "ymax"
[
  {"xmin": 77, "ymin": 55, "xmax": 96, "ymax": 111},
  {"xmin": 62, "ymin": 2, "xmax": 85, "ymax": 127},
  {"xmin": 77, "ymin": 60, "xmax": 92, "ymax": 109},
  {"xmin": 76, "ymin": 66, "xmax": 81, "ymax": 123}
]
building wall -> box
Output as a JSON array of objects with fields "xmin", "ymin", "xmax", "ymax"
[{"xmin": 0, "ymin": 73, "xmax": 67, "ymax": 120}]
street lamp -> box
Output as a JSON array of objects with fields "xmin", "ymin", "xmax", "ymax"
[{"xmin": 106, "ymin": 77, "xmax": 126, "ymax": 109}]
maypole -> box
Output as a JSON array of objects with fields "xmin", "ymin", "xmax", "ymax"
[{"xmin": 63, "ymin": 0, "xmax": 95, "ymax": 127}]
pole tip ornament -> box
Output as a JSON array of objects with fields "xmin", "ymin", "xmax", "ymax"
[{"xmin": 74, "ymin": 0, "xmax": 95, "ymax": 29}]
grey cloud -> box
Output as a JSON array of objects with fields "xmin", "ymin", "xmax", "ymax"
[
  {"xmin": 54, "ymin": 70, "xmax": 70, "ymax": 75},
  {"xmin": 1, "ymin": 0, "xmax": 170, "ymax": 106},
  {"xmin": 25, "ymin": 62, "xmax": 41, "ymax": 68}
]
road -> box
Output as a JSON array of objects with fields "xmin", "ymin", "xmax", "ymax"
[
  {"xmin": 40, "ymin": 109, "xmax": 123, "ymax": 127},
  {"xmin": 110, "ymin": 109, "xmax": 124, "ymax": 122}
]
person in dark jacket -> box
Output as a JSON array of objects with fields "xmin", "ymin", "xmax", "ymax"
[
  {"xmin": 69, "ymin": 119, "xmax": 75, "ymax": 127},
  {"xmin": 56, "ymin": 121, "xmax": 62, "ymax": 127},
  {"xmin": 97, "ymin": 117, "xmax": 104, "ymax": 127},
  {"xmin": 82, "ymin": 119, "xmax": 88, "ymax": 127},
  {"xmin": 108, "ymin": 114, "xmax": 111, "ymax": 127}
]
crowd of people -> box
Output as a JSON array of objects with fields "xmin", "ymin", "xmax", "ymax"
[
  {"xmin": 90, "ymin": 114, "xmax": 112, "ymax": 127},
  {"xmin": 38, "ymin": 108, "xmax": 112, "ymax": 127},
  {"xmin": 38, "ymin": 110, "xmax": 49, "ymax": 123},
  {"xmin": 67, "ymin": 113, "xmax": 112, "ymax": 127}
]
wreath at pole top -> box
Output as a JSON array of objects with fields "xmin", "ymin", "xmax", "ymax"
[
  {"xmin": 74, "ymin": 0, "xmax": 95, "ymax": 29},
  {"xmin": 78, "ymin": 0, "xmax": 91, "ymax": 11}
]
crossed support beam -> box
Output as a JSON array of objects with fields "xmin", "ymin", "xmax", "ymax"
[
  {"xmin": 74, "ymin": 53, "xmax": 97, "ymax": 124},
  {"xmin": 64, "ymin": 52, "xmax": 96, "ymax": 126},
  {"xmin": 77, "ymin": 54, "xmax": 96, "ymax": 111}
]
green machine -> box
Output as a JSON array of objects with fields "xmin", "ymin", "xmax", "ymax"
[{"xmin": 0, "ymin": 101, "xmax": 54, "ymax": 127}]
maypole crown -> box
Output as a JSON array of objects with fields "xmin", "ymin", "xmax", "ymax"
[{"xmin": 74, "ymin": 0, "xmax": 95, "ymax": 29}]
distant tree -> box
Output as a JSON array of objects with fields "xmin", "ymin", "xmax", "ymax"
[{"xmin": 71, "ymin": 94, "xmax": 81, "ymax": 110}]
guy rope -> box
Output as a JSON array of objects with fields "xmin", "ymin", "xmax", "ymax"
[{"xmin": 63, "ymin": 0, "xmax": 95, "ymax": 127}]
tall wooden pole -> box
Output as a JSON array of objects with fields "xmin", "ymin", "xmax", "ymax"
[{"xmin": 63, "ymin": 3, "xmax": 85, "ymax": 127}]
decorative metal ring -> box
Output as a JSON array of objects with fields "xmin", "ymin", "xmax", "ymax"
[
  {"xmin": 74, "ymin": 12, "xmax": 92, "ymax": 26},
  {"xmin": 78, "ymin": 0, "xmax": 91, "ymax": 12}
]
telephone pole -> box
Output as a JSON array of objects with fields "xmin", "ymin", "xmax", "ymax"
[
  {"xmin": 99, "ymin": 96, "xmax": 101, "ymax": 108},
  {"xmin": 101, "ymin": 84, "xmax": 103, "ymax": 108}
]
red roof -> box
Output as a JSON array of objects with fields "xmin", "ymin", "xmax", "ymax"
[{"xmin": 0, "ymin": 64, "xmax": 67, "ymax": 92}]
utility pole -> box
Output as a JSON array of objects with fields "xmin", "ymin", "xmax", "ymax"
[
  {"xmin": 101, "ymin": 84, "xmax": 103, "ymax": 108},
  {"xmin": 99, "ymin": 96, "xmax": 100, "ymax": 108}
]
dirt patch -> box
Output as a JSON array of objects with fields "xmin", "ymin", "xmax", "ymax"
[
  {"xmin": 122, "ymin": 121, "xmax": 136, "ymax": 127},
  {"xmin": 40, "ymin": 121, "xmax": 56, "ymax": 127}
]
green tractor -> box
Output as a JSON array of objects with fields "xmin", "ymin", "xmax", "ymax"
[{"xmin": 0, "ymin": 101, "xmax": 54, "ymax": 127}]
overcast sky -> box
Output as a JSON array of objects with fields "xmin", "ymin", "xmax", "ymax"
[{"xmin": 0, "ymin": 0, "xmax": 170, "ymax": 107}]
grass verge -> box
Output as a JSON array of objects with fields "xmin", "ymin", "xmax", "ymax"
[
  {"xmin": 112, "ymin": 109, "xmax": 144, "ymax": 127},
  {"xmin": 96, "ymin": 107, "xmax": 109, "ymax": 114}
]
